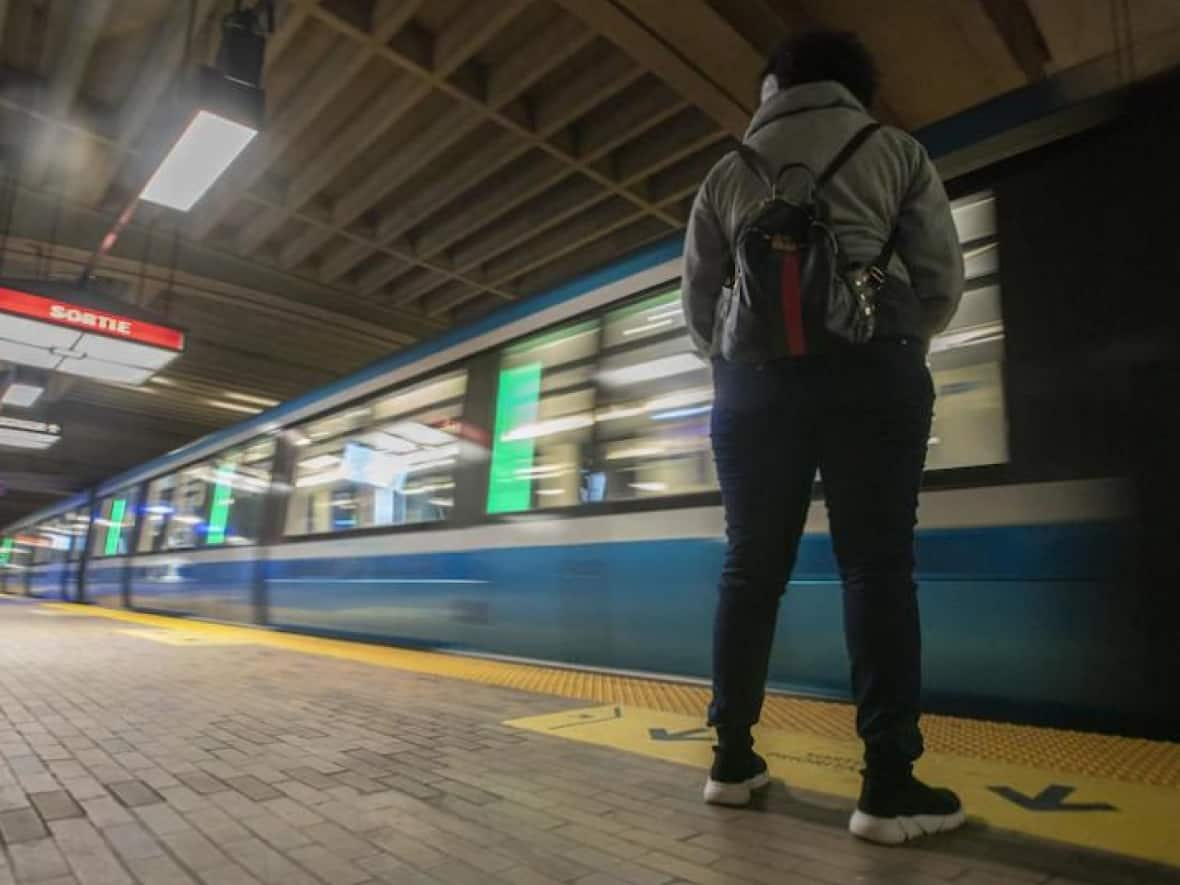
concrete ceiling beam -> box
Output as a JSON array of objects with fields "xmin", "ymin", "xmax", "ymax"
[
  {"xmin": 277, "ymin": 0, "xmax": 532, "ymax": 272},
  {"xmin": 315, "ymin": 7, "xmax": 597, "ymax": 285},
  {"xmin": 21, "ymin": 0, "xmax": 115, "ymax": 187},
  {"xmin": 189, "ymin": 0, "xmax": 427, "ymax": 240},
  {"xmin": 552, "ymin": 0, "xmax": 750, "ymax": 137},
  {"xmin": 980, "ymin": 0, "xmax": 1053, "ymax": 82}
]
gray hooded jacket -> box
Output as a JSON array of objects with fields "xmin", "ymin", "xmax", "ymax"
[{"xmin": 682, "ymin": 81, "xmax": 964, "ymax": 356}]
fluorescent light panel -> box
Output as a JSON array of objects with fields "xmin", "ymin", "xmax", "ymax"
[
  {"xmin": 224, "ymin": 391, "xmax": 279, "ymax": 407},
  {"xmin": 206, "ymin": 399, "xmax": 263, "ymax": 415},
  {"xmin": 139, "ymin": 111, "xmax": 257, "ymax": 211},
  {"xmin": 1, "ymin": 382, "xmax": 44, "ymax": 407},
  {"xmin": 0, "ymin": 429, "xmax": 59, "ymax": 449}
]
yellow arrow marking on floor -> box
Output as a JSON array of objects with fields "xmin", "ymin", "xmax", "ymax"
[{"xmin": 506, "ymin": 705, "xmax": 1180, "ymax": 867}]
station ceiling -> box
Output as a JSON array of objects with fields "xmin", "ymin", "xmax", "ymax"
[{"xmin": 1, "ymin": 0, "xmax": 1179, "ymax": 524}]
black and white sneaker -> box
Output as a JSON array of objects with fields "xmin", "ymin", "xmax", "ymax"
[
  {"xmin": 849, "ymin": 775, "xmax": 965, "ymax": 844},
  {"xmin": 702, "ymin": 749, "xmax": 770, "ymax": 806}
]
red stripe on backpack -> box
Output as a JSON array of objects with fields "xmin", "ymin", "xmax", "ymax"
[{"xmin": 780, "ymin": 251, "xmax": 806, "ymax": 356}]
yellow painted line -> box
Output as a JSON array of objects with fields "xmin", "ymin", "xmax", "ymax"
[
  {"xmin": 115, "ymin": 628, "xmax": 256, "ymax": 646},
  {"xmin": 507, "ymin": 705, "xmax": 1180, "ymax": 867},
  {"xmin": 42, "ymin": 602, "xmax": 1180, "ymax": 789}
]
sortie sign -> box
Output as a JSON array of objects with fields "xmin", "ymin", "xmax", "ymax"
[{"xmin": 0, "ymin": 285, "xmax": 184, "ymax": 351}]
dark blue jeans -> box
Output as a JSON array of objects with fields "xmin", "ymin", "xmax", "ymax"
[{"xmin": 707, "ymin": 340, "xmax": 934, "ymax": 778}]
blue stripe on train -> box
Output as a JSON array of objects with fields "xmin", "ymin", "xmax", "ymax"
[
  {"xmin": 128, "ymin": 559, "xmax": 256, "ymax": 623},
  {"xmin": 103, "ymin": 521, "xmax": 1140, "ymax": 720},
  {"xmin": 25, "ymin": 563, "xmax": 80, "ymax": 601}
]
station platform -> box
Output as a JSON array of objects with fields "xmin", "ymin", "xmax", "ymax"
[{"xmin": 0, "ymin": 597, "xmax": 1176, "ymax": 885}]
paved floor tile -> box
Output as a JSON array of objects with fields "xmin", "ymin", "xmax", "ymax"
[
  {"xmin": 0, "ymin": 808, "xmax": 48, "ymax": 844},
  {"xmin": 78, "ymin": 798, "xmax": 131, "ymax": 830},
  {"xmin": 106, "ymin": 782, "xmax": 161, "ymax": 810},
  {"xmin": 8, "ymin": 838, "xmax": 72, "ymax": 881},
  {"xmin": 160, "ymin": 829, "xmax": 230, "ymax": 872},
  {"xmin": 219, "ymin": 838, "xmax": 319, "ymax": 885},
  {"xmin": 123, "ymin": 856, "xmax": 196, "ymax": 885},
  {"xmin": 183, "ymin": 807, "xmax": 252, "ymax": 845},
  {"xmin": 285, "ymin": 844, "xmax": 369, "ymax": 885},
  {"xmin": 175, "ymin": 773, "xmax": 226, "ymax": 797},
  {"xmin": 194, "ymin": 866, "xmax": 262, "ymax": 885},
  {"xmin": 0, "ymin": 601, "xmax": 1174, "ymax": 885},
  {"xmin": 47, "ymin": 819, "xmax": 133, "ymax": 885},
  {"xmin": 102, "ymin": 822, "xmax": 166, "ymax": 863},
  {"xmin": 223, "ymin": 778, "xmax": 282, "ymax": 804},
  {"xmin": 60, "ymin": 780, "xmax": 107, "ymax": 804}
]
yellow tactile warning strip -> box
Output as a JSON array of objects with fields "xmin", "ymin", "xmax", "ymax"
[
  {"xmin": 45, "ymin": 602, "xmax": 1180, "ymax": 791},
  {"xmin": 115, "ymin": 627, "xmax": 258, "ymax": 646},
  {"xmin": 508, "ymin": 705, "xmax": 1180, "ymax": 867}
]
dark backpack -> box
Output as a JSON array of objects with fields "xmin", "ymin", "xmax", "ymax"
[{"xmin": 718, "ymin": 123, "xmax": 898, "ymax": 361}]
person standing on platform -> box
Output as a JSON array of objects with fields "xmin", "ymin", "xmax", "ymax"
[{"xmin": 682, "ymin": 30, "xmax": 966, "ymax": 844}]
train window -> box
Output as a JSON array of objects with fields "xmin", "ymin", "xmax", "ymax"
[
  {"xmin": 487, "ymin": 319, "xmax": 601, "ymax": 512},
  {"xmin": 30, "ymin": 517, "xmax": 73, "ymax": 566},
  {"xmin": 486, "ymin": 290, "xmax": 719, "ymax": 513},
  {"xmin": 927, "ymin": 190, "xmax": 1008, "ymax": 470},
  {"xmin": 139, "ymin": 439, "xmax": 275, "ymax": 552},
  {"xmin": 139, "ymin": 473, "xmax": 178, "ymax": 553},
  {"xmin": 64, "ymin": 509, "xmax": 89, "ymax": 561},
  {"xmin": 138, "ymin": 464, "xmax": 208, "ymax": 552},
  {"xmin": 90, "ymin": 488, "xmax": 141, "ymax": 558},
  {"xmin": 593, "ymin": 289, "xmax": 715, "ymax": 501},
  {"xmin": 30, "ymin": 525, "xmax": 52, "ymax": 565},
  {"xmin": 284, "ymin": 370, "xmax": 467, "ymax": 535},
  {"xmin": 203, "ymin": 439, "xmax": 275, "ymax": 546},
  {"xmin": 2, "ymin": 536, "xmax": 31, "ymax": 574}
]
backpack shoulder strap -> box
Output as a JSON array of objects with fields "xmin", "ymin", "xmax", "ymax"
[
  {"xmin": 733, "ymin": 144, "xmax": 775, "ymax": 194},
  {"xmin": 816, "ymin": 123, "xmax": 881, "ymax": 190},
  {"xmin": 736, "ymin": 146, "xmax": 815, "ymax": 198}
]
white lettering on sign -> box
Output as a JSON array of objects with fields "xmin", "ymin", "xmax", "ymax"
[{"xmin": 48, "ymin": 304, "xmax": 133, "ymax": 336}]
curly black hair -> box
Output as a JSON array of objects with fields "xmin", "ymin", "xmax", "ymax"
[{"xmin": 761, "ymin": 30, "xmax": 879, "ymax": 108}]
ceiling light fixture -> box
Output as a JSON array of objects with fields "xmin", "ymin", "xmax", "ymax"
[
  {"xmin": 139, "ymin": 3, "xmax": 272, "ymax": 211},
  {"xmin": 0, "ymin": 415, "xmax": 61, "ymax": 450},
  {"xmin": 1, "ymin": 367, "xmax": 45, "ymax": 408},
  {"xmin": 139, "ymin": 110, "xmax": 257, "ymax": 211},
  {"xmin": 223, "ymin": 390, "xmax": 280, "ymax": 408},
  {"xmin": 1, "ymin": 384, "xmax": 44, "ymax": 407},
  {"xmin": 206, "ymin": 398, "xmax": 263, "ymax": 415},
  {"xmin": 78, "ymin": 2, "xmax": 274, "ymax": 286}
]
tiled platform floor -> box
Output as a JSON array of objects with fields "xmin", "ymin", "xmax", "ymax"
[{"xmin": 0, "ymin": 597, "xmax": 1174, "ymax": 885}]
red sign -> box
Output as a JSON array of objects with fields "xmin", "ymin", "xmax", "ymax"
[{"xmin": 0, "ymin": 286, "xmax": 184, "ymax": 351}]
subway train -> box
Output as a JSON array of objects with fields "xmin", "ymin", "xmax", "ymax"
[{"xmin": 4, "ymin": 78, "xmax": 1179, "ymax": 738}]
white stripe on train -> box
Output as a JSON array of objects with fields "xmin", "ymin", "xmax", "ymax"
[{"xmin": 96, "ymin": 477, "xmax": 1129, "ymax": 571}]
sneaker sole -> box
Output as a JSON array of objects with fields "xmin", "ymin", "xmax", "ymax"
[
  {"xmin": 702, "ymin": 771, "xmax": 771, "ymax": 806},
  {"xmin": 848, "ymin": 808, "xmax": 967, "ymax": 844}
]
